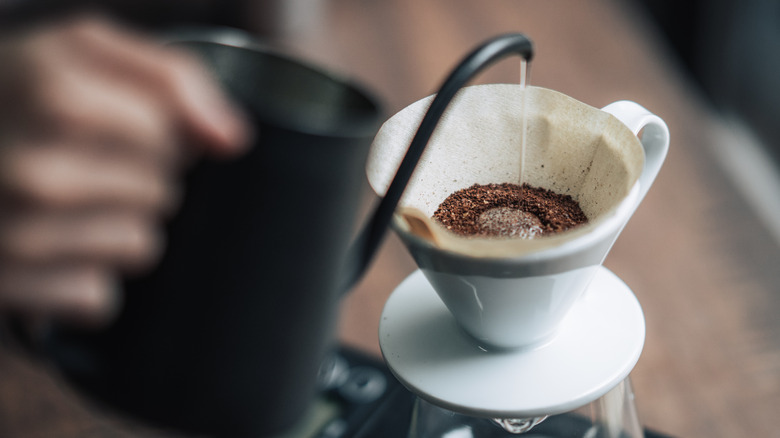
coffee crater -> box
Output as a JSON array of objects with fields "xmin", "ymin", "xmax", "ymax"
[{"xmin": 433, "ymin": 183, "xmax": 588, "ymax": 238}]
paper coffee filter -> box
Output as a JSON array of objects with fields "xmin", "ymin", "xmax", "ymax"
[{"xmin": 367, "ymin": 84, "xmax": 644, "ymax": 256}]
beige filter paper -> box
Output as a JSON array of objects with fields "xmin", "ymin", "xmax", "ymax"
[{"xmin": 366, "ymin": 84, "xmax": 644, "ymax": 257}]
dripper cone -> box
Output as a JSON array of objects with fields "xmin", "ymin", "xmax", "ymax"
[
  {"xmin": 368, "ymin": 84, "xmax": 644, "ymax": 257},
  {"xmin": 368, "ymin": 84, "xmax": 661, "ymax": 349}
]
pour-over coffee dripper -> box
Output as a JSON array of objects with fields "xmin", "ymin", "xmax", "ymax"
[{"xmin": 368, "ymin": 34, "xmax": 669, "ymax": 437}]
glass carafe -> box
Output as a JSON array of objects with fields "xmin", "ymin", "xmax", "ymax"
[{"xmin": 409, "ymin": 378, "xmax": 643, "ymax": 438}]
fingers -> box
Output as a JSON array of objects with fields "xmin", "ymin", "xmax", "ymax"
[
  {"xmin": 0, "ymin": 15, "xmax": 253, "ymax": 325},
  {"xmin": 151, "ymin": 51, "xmax": 253, "ymax": 156},
  {"xmin": 0, "ymin": 210, "xmax": 163, "ymax": 270},
  {"xmin": 0, "ymin": 263, "xmax": 120, "ymax": 325},
  {"xmin": 33, "ymin": 15, "xmax": 252, "ymax": 157},
  {"xmin": 0, "ymin": 143, "xmax": 178, "ymax": 212},
  {"xmin": 0, "ymin": 139, "xmax": 174, "ymax": 326},
  {"xmin": 31, "ymin": 62, "xmax": 182, "ymax": 165},
  {"xmin": 15, "ymin": 24, "xmax": 180, "ymax": 164}
]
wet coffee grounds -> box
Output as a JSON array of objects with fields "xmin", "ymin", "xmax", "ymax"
[{"xmin": 433, "ymin": 183, "xmax": 588, "ymax": 238}]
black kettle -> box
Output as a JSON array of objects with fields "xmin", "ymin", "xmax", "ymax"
[{"xmin": 38, "ymin": 30, "xmax": 534, "ymax": 437}]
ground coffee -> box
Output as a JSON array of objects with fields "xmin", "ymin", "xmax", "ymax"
[{"xmin": 433, "ymin": 183, "xmax": 588, "ymax": 238}]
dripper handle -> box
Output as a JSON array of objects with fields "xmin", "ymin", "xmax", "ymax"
[
  {"xmin": 343, "ymin": 33, "xmax": 534, "ymax": 292},
  {"xmin": 602, "ymin": 101, "xmax": 670, "ymax": 206}
]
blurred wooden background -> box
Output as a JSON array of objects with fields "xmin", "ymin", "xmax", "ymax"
[{"xmin": 1, "ymin": 0, "xmax": 779, "ymax": 437}]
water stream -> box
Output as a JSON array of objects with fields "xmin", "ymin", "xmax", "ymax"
[{"xmin": 519, "ymin": 59, "xmax": 528, "ymax": 188}]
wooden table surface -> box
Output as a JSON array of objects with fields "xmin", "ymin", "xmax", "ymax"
[{"xmin": 2, "ymin": 0, "xmax": 779, "ymax": 437}]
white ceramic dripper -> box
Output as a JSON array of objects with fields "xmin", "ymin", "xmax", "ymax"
[
  {"xmin": 368, "ymin": 84, "xmax": 669, "ymax": 349},
  {"xmin": 371, "ymin": 33, "xmax": 669, "ymax": 437}
]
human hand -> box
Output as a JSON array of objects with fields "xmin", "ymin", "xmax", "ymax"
[{"xmin": 0, "ymin": 16, "xmax": 251, "ymax": 325}]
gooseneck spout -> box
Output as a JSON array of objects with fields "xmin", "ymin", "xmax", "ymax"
[{"xmin": 342, "ymin": 33, "xmax": 534, "ymax": 291}]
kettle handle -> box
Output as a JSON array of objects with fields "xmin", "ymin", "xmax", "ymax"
[{"xmin": 343, "ymin": 33, "xmax": 534, "ymax": 291}]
